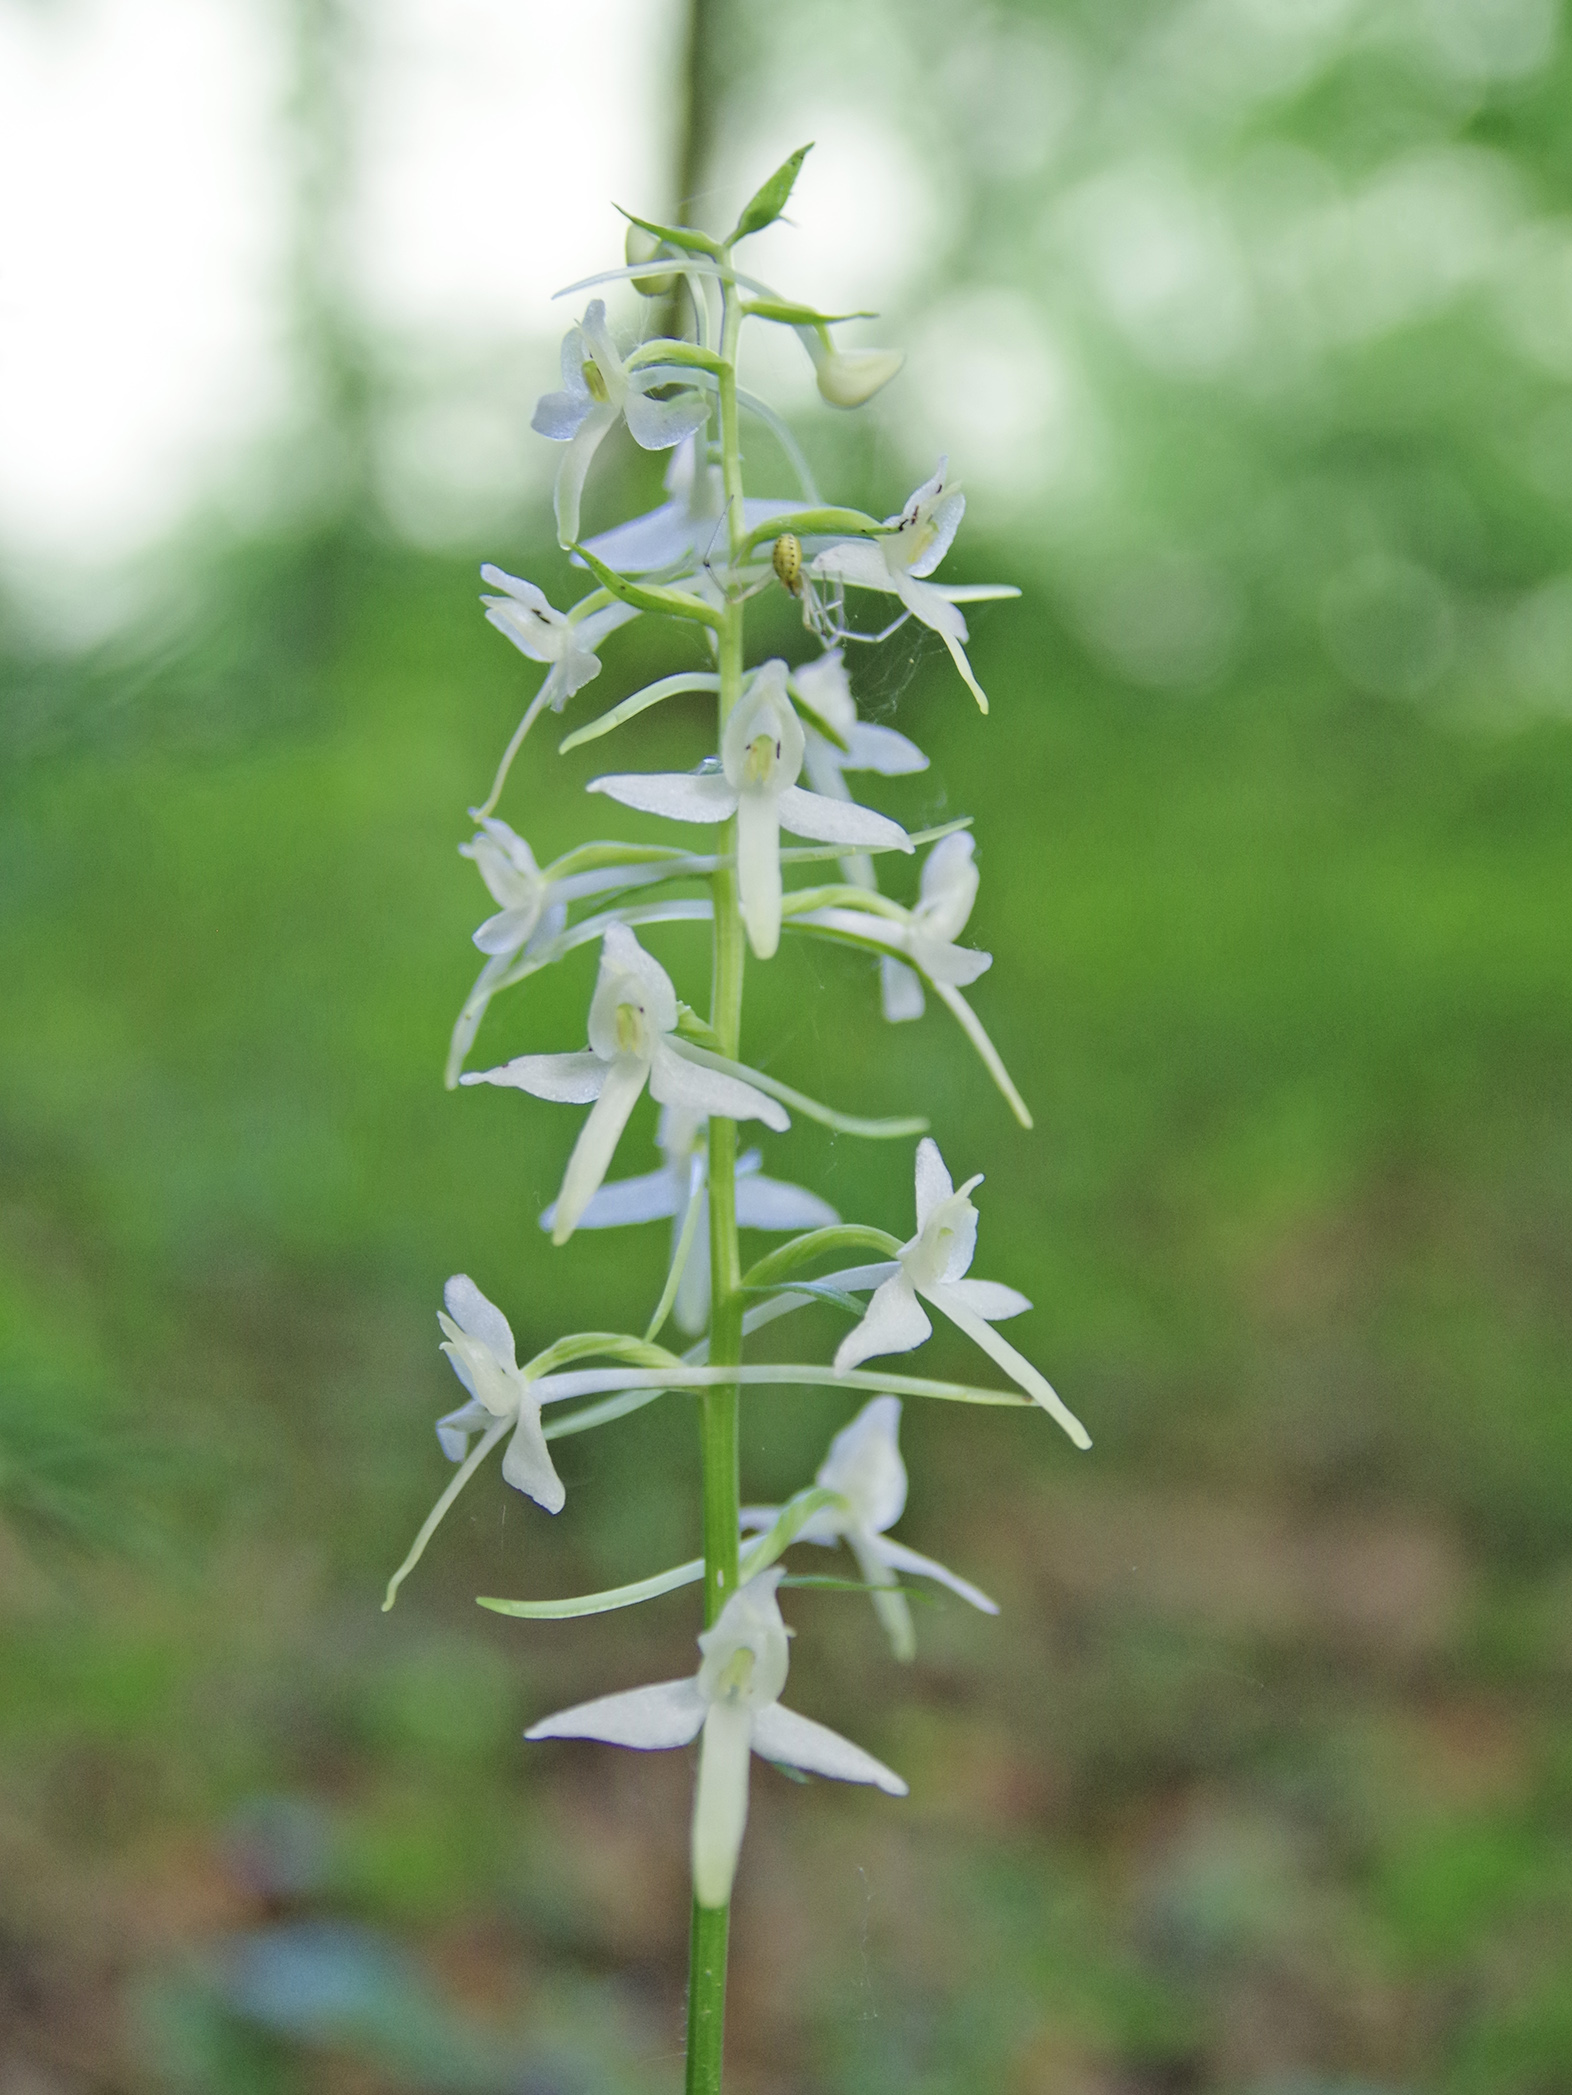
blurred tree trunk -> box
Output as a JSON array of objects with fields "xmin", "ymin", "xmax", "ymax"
[
  {"xmin": 674, "ymin": 0, "xmax": 726, "ymax": 230},
  {"xmin": 284, "ymin": 0, "xmax": 375, "ymax": 523}
]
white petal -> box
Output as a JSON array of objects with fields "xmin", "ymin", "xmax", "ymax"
[
  {"xmin": 595, "ymin": 922, "xmax": 680, "ymax": 1031},
  {"xmin": 750, "ymin": 1703, "xmax": 908, "ymax": 1794},
  {"xmin": 895, "ymin": 575, "xmax": 989, "ymax": 711},
  {"xmin": 775, "ymin": 786, "xmax": 909, "ymax": 852},
  {"xmin": 848, "ymin": 1530, "xmax": 916, "ymax": 1663},
  {"xmin": 624, "ymin": 384, "xmax": 711, "ymax": 451},
  {"xmin": 482, "ymin": 600, "xmax": 556, "ymax": 666},
  {"xmin": 914, "ymin": 1137, "xmax": 953, "ymax": 1229},
  {"xmin": 808, "ymin": 539, "xmax": 896, "ymax": 593},
  {"xmin": 553, "ymin": 403, "xmax": 619, "ymax": 547},
  {"xmin": 526, "ymin": 1677, "xmax": 706, "ymax": 1748},
  {"xmin": 904, "ymin": 490, "xmax": 965, "ymax": 579},
  {"xmin": 881, "ymin": 956, "xmax": 926, "ymax": 1023},
  {"xmin": 924, "ymin": 1286, "xmax": 1091, "ymax": 1448},
  {"xmin": 733, "ymin": 1176, "xmax": 839, "ymax": 1231},
  {"xmin": 578, "ymin": 300, "xmax": 620, "ymax": 379},
  {"xmin": 843, "ymin": 723, "xmax": 929, "ymax": 776},
  {"xmin": 873, "ymin": 1536, "xmax": 999, "ymax": 1615},
  {"xmin": 442, "ymin": 1275, "xmax": 516, "ymax": 1362},
  {"xmin": 692, "ymin": 1703, "xmax": 754, "ymax": 1909},
  {"xmin": 501, "ymin": 1406, "xmax": 566, "ymax": 1512},
  {"xmin": 817, "ymin": 1397, "xmax": 908, "ymax": 1533},
  {"xmin": 552, "ymin": 1058, "xmax": 650, "ymax": 1243},
  {"xmin": 472, "ymin": 903, "xmax": 543, "ymax": 958},
  {"xmin": 435, "ymin": 1398, "xmax": 488, "ymax": 1462},
  {"xmin": 938, "ymin": 1277, "xmax": 1031, "ymax": 1322},
  {"xmin": 588, "ymin": 772, "xmax": 737, "ymax": 825},
  {"xmin": 461, "ymin": 1051, "xmax": 606, "ymax": 1105},
  {"xmin": 737, "ymin": 792, "xmax": 783, "ymax": 959},
  {"xmin": 913, "ymin": 941, "xmax": 992, "ymax": 988},
  {"xmin": 833, "ymin": 1273, "xmax": 932, "ymax": 1373},
  {"xmin": 530, "ymin": 388, "xmax": 589, "ymax": 441},
  {"xmin": 650, "ymin": 1040, "xmax": 790, "ymax": 1131},
  {"xmin": 542, "ymin": 1165, "xmax": 682, "ymax": 1233},
  {"xmin": 581, "ymin": 500, "xmax": 694, "ymax": 574}
]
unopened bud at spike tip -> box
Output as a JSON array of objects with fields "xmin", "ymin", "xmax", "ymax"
[
  {"xmin": 816, "ymin": 348, "xmax": 905, "ymax": 409},
  {"xmin": 625, "ymin": 223, "xmax": 676, "ymax": 298}
]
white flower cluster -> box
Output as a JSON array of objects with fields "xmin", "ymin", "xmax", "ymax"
[{"xmin": 386, "ymin": 152, "xmax": 1089, "ymax": 1936}]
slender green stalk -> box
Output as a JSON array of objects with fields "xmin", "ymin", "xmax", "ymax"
[{"xmin": 687, "ymin": 247, "xmax": 748, "ymax": 2095}]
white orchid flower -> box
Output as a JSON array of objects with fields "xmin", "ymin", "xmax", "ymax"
[
  {"xmin": 525, "ymin": 1568, "xmax": 906, "ymax": 1909},
  {"xmin": 531, "ymin": 299, "xmax": 710, "ymax": 547},
  {"xmin": 474, "ymin": 566, "xmax": 639, "ymax": 815},
  {"xmin": 741, "ymin": 1396, "xmax": 996, "ymax": 1661},
  {"xmin": 834, "ymin": 1139, "xmax": 1090, "ymax": 1447},
  {"xmin": 588, "ymin": 660, "xmax": 912, "ymax": 960},
  {"xmin": 381, "ymin": 1275, "xmax": 565, "ymax": 1611},
  {"xmin": 461, "ymin": 925, "xmax": 788, "ymax": 1243},
  {"xmin": 581, "ymin": 433, "xmax": 798, "ymax": 577},
  {"xmin": 807, "ymin": 460, "xmax": 1018, "ymax": 713},
  {"xmin": 804, "ymin": 830, "xmax": 989, "ymax": 1024},
  {"xmin": 431, "ymin": 1275, "xmax": 565, "ymax": 1510},
  {"xmin": 460, "ymin": 818, "xmax": 568, "ymax": 964},
  {"xmin": 541, "ymin": 1106, "xmax": 839, "ymax": 1335}
]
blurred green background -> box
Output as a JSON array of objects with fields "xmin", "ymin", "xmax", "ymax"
[{"xmin": 6, "ymin": 0, "xmax": 1572, "ymax": 2090}]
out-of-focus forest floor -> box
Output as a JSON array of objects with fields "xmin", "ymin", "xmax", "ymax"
[{"xmin": 3, "ymin": 505, "xmax": 1572, "ymax": 2095}]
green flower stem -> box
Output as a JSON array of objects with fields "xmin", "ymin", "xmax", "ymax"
[{"xmin": 688, "ymin": 250, "xmax": 748, "ymax": 2095}]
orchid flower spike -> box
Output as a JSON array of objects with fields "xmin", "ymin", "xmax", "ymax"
[
  {"xmin": 741, "ymin": 1396, "xmax": 997, "ymax": 1661},
  {"xmin": 589, "ymin": 659, "xmax": 912, "ymax": 959},
  {"xmin": 808, "ymin": 461, "xmax": 1019, "ymax": 712},
  {"xmin": 541, "ymin": 1107, "xmax": 838, "ymax": 1335},
  {"xmin": 382, "ymin": 1275, "xmax": 563, "ymax": 1610},
  {"xmin": 475, "ymin": 567, "xmax": 638, "ymax": 815},
  {"xmin": 580, "ymin": 433, "xmax": 798, "ymax": 578},
  {"xmin": 531, "ymin": 299, "xmax": 710, "ymax": 546},
  {"xmin": 525, "ymin": 1568, "xmax": 906, "ymax": 1908},
  {"xmin": 834, "ymin": 1139, "xmax": 1090, "ymax": 1448},
  {"xmin": 461, "ymin": 925, "xmax": 788, "ymax": 1243}
]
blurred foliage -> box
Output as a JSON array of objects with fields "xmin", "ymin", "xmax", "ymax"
[{"xmin": 5, "ymin": 0, "xmax": 1572, "ymax": 2090}]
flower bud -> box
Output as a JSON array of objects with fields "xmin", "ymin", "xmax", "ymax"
[
  {"xmin": 815, "ymin": 347, "xmax": 905, "ymax": 408},
  {"xmin": 626, "ymin": 223, "xmax": 677, "ymax": 299}
]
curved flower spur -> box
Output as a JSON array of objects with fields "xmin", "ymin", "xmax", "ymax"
[{"xmin": 525, "ymin": 1569, "xmax": 906, "ymax": 1909}]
